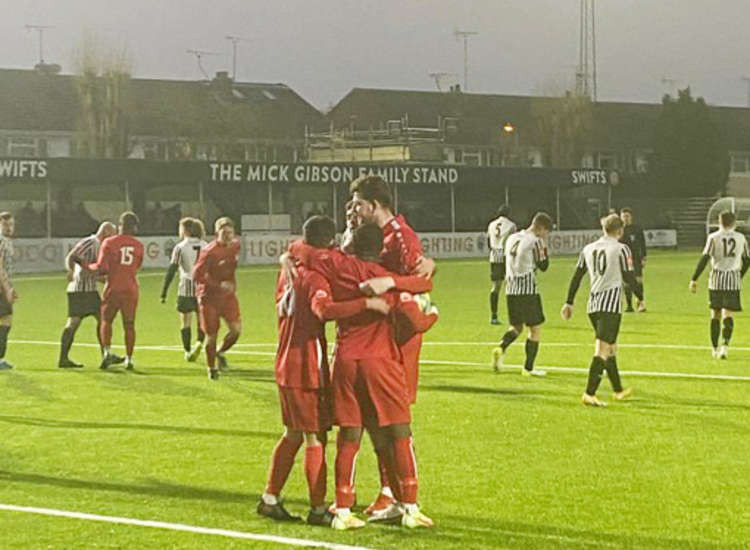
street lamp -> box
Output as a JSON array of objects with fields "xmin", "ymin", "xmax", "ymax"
[{"xmin": 500, "ymin": 121, "xmax": 519, "ymax": 166}]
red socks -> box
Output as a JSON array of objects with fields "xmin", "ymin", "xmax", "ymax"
[
  {"xmin": 393, "ymin": 436, "xmax": 418, "ymax": 505},
  {"xmin": 265, "ymin": 436, "xmax": 302, "ymax": 496},
  {"xmin": 304, "ymin": 444, "xmax": 327, "ymax": 508},
  {"xmin": 335, "ymin": 438, "xmax": 360, "ymax": 508}
]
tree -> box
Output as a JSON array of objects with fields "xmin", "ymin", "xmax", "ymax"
[
  {"xmin": 650, "ymin": 88, "xmax": 729, "ymax": 197},
  {"xmin": 532, "ymin": 91, "xmax": 593, "ymax": 168},
  {"xmin": 73, "ymin": 31, "xmax": 132, "ymax": 158}
]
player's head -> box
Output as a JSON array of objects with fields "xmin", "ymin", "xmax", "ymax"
[
  {"xmin": 719, "ymin": 210, "xmax": 736, "ymax": 229},
  {"xmin": 192, "ymin": 218, "xmax": 206, "ymax": 239},
  {"xmin": 352, "ymin": 222, "xmax": 383, "ymax": 260},
  {"xmin": 178, "ymin": 217, "xmax": 194, "ymax": 239},
  {"xmin": 530, "ymin": 212, "xmax": 553, "ymax": 238},
  {"xmin": 119, "ymin": 211, "xmax": 139, "ymax": 235},
  {"xmin": 214, "ymin": 217, "xmax": 235, "ymax": 244},
  {"xmin": 345, "ymin": 200, "xmax": 360, "ymax": 229},
  {"xmin": 620, "ymin": 207, "xmax": 633, "ymax": 226},
  {"xmin": 349, "ymin": 175, "xmax": 393, "ymax": 223},
  {"xmin": 303, "ymin": 215, "xmax": 337, "ymax": 249},
  {"xmin": 497, "ymin": 204, "xmax": 511, "ymax": 218},
  {"xmin": 0, "ymin": 212, "xmax": 15, "ymax": 237},
  {"xmin": 96, "ymin": 222, "xmax": 117, "ymax": 241},
  {"xmin": 603, "ymin": 213, "xmax": 624, "ymax": 238}
]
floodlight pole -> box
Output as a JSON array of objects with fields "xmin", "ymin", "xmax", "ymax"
[{"xmin": 25, "ymin": 24, "xmax": 55, "ymax": 64}]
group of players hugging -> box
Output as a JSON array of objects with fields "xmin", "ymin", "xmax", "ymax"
[{"xmin": 0, "ymin": 176, "xmax": 748, "ymax": 531}]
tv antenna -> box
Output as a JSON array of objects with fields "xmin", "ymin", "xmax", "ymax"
[
  {"xmin": 428, "ymin": 72, "xmax": 456, "ymax": 92},
  {"xmin": 25, "ymin": 24, "xmax": 55, "ymax": 64},
  {"xmin": 454, "ymin": 29, "xmax": 478, "ymax": 91},
  {"xmin": 186, "ymin": 49, "xmax": 221, "ymax": 80},
  {"xmin": 225, "ymin": 35, "xmax": 251, "ymax": 80}
]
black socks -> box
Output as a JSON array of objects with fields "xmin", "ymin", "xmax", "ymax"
[
  {"xmin": 710, "ymin": 318, "xmax": 721, "ymax": 348},
  {"xmin": 605, "ymin": 356, "xmax": 623, "ymax": 393},
  {"xmin": 586, "ymin": 356, "xmax": 605, "ymax": 396},
  {"xmin": 500, "ymin": 329, "xmax": 519, "ymax": 351},
  {"xmin": 524, "ymin": 339, "xmax": 539, "ymax": 371},
  {"xmin": 722, "ymin": 317, "xmax": 734, "ymax": 346},
  {"xmin": 59, "ymin": 326, "xmax": 76, "ymax": 361},
  {"xmin": 0, "ymin": 325, "xmax": 9, "ymax": 359},
  {"xmin": 181, "ymin": 327, "xmax": 191, "ymax": 352},
  {"xmin": 490, "ymin": 291, "xmax": 499, "ymax": 318}
]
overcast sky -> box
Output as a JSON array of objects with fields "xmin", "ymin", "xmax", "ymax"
[{"xmin": 2, "ymin": 0, "xmax": 749, "ymax": 110}]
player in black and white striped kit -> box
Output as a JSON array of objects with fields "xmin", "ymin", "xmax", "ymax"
[
  {"xmin": 0, "ymin": 212, "xmax": 17, "ymax": 371},
  {"xmin": 491, "ymin": 212, "xmax": 552, "ymax": 377},
  {"xmin": 487, "ymin": 205, "xmax": 517, "ymax": 325},
  {"xmin": 689, "ymin": 210, "xmax": 750, "ymax": 359},
  {"xmin": 562, "ymin": 214, "xmax": 642, "ymax": 406},
  {"xmin": 58, "ymin": 222, "xmax": 118, "ymax": 368},
  {"xmin": 161, "ymin": 218, "xmax": 207, "ymax": 361}
]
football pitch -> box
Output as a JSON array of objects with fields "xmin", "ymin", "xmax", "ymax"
[{"xmin": 0, "ymin": 251, "xmax": 748, "ymax": 549}]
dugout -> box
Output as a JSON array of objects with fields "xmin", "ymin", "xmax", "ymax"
[{"xmin": 0, "ymin": 158, "xmax": 617, "ymax": 237}]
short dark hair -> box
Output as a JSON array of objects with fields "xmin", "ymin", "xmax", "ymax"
[
  {"xmin": 119, "ymin": 211, "xmax": 139, "ymax": 234},
  {"xmin": 303, "ymin": 215, "xmax": 337, "ymax": 248},
  {"xmin": 349, "ymin": 176, "xmax": 393, "ymax": 209},
  {"xmin": 620, "ymin": 207, "xmax": 633, "ymax": 215},
  {"xmin": 497, "ymin": 204, "xmax": 511, "ymax": 218},
  {"xmin": 352, "ymin": 222, "xmax": 383, "ymax": 259},
  {"xmin": 532, "ymin": 212, "xmax": 553, "ymax": 231},
  {"xmin": 720, "ymin": 210, "xmax": 736, "ymax": 228}
]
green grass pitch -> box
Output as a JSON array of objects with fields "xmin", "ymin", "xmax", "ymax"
[{"xmin": 0, "ymin": 251, "xmax": 748, "ymax": 549}]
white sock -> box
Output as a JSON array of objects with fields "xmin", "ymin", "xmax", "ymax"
[
  {"xmin": 262, "ymin": 492, "xmax": 277, "ymax": 506},
  {"xmin": 337, "ymin": 507, "xmax": 350, "ymax": 516},
  {"xmin": 104, "ymin": 347, "xmax": 111, "ymax": 356},
  {"xmin": 404, "ymin": 503, "xmax": 419, "ymax": 514},
  {"xmin": 126, "ymin": 356, "xmax": 132, "ymax": 365},
  {"xmin": 381, "ymin": 486, "xmax": 394, "ymax": 499}
]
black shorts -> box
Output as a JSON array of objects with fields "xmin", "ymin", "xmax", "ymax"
[
  {"xmin": 0, "ymin": 293, "xmax": 12, "ymax": 317},
  {"xmin": 490, "ymin": 262, "xmax": 506, "ymax": 282},
  {"xmin": 177, "ymin": 296, "xmax": 199, "ymax": 313},
  {"xmin": 507, "ymin": 294, "xmax": 545, "ymax": 327},
  {"xmin": 67, "ymin": 291, "xmax": 101, "ymax": 319},
  {"xmin": 588, "ymin": 312, "xmax": 622, "ymax": 344},
  {"xmin": 709, "ymin": 290, "xmax": 742, "ymax": 312}
]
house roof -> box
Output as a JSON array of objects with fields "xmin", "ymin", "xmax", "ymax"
[
  {"xmin": 327, "ymin": 87, "xmax": 750, "ymax": 151},
  {"xmin": 0, "ymin": 68, "xmax": 327, "ymax": 140}
]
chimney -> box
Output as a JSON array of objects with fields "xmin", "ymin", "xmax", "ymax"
[{"xmin": 212, "ymin": 71, "xmax": 233, "ymax": 96}]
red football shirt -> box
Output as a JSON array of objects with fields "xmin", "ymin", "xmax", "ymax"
[
  {"xmin": 275, "ymin": 266, "xmax": 368, "ymax": 389},
  {"xmin": 88, "ymin": 234, "xmax": 144, "ymax": 293},
  {"xmin": 193, "ymin": 239, "xmax": 240, "ymax": 299},
  {"xmin": 381, "ymin": 215, "xmax": 424, "ymax": 275}
]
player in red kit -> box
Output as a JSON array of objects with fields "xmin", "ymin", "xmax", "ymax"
[
  {"xmin": 193, "ymin": 217, "xmax": 242, "ymax": 380},
  {"xmin": 259, "ymin": 216, "xmax": 390, "ymax": 527},
  {"xmin": 83, "ymin": 212, "xmax": 144, "ymax": 370},
  {"xmin": 349, "ymin": 175, "xmax": 435, "ymax": 516},
  {"xmin": 325, "ymin": 223, "xmax": 435, "ymax": 530}
]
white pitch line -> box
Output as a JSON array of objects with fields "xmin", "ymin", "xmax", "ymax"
[
  {"xmin": 420, "ymin": 342, "xmax": 750, "ymax": 352},
  {"xmin": 420, "ymin": 359, "xmax": 750, "ymax": 382},
  {"xmin": 0, "ymin": 504, "xmax": 374, "ymax": 550},
  {"xmin": 9, "ymin": 339, "xmax": 750, "ymax": 381}
]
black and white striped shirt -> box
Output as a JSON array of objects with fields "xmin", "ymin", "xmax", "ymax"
[
  {"xmin": 703, "ymin": 229, "xmax": 750, "ymax": 291},
  {"xmin": 487, "ymin": 216, "xmax": 517, "ymax": 263},
  {"xmin": 579, "ymin": 236, "xmax": 634, "ymax": 314},
  {"xmin": 505, "ymin": 230, "xmax": 547, "ymax": 296},
  {"xmin": 67, "ymin": 235, "xmax": 100, "ymax": 293},
  {"xmin": 171, "ymin": 237, "xmax": 207, "ymax": 297},
  {"xmin": 0, "ymin": 234, "xmax": 13, "ymax": 287}
]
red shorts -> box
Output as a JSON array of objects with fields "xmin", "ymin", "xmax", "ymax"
[
  {"xmin": 398, "ymin": 333, "xmax": 422, "ymax": 404},
  {"xmin": 278, "ymin": 386, "xmax": 332, "ymax": 433},
  {"xmin": 198, "ymin": 293, "xmax": 241, "ymax": 334},
  {"xmin": 101, "ymin": 288, "xmax": 138, "ymax": 322},
  {"xmin": 332, "ymin": 357, "xmax": 411, "ymax": 428}
]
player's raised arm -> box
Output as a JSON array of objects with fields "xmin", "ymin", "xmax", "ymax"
[
  {"xmin": 85, "ymin": 238, "xmax": 111, "ymax": 273},
  {"xmin": 394, "ymin": 293, "xmax": 439, "ymax": 334}
]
